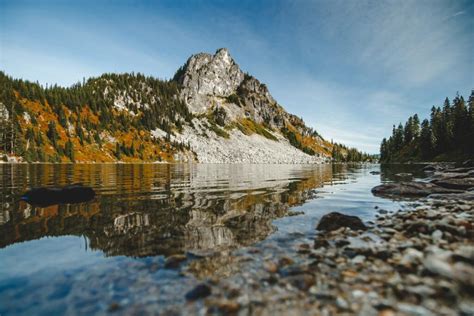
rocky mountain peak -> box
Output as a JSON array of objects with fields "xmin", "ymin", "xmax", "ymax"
[{"xmin": 175, "ymin": 48, "xmax": 244, "ymax": 113}]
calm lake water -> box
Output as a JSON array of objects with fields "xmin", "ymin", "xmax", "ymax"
[{"xmin": 0, "ymin": 163, "xmax": 422, "ymax": 315}]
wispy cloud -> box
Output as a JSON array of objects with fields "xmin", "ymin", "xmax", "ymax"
[
  {"xmin": 449, "ymin": 10, "xmax": 466, "ymax": 18},
  {"xmin": 288, "ymin": 0, "xmax": 472, "ymax": 86},
  {"xmin": 271, "ymin": 74, "xmax": 412, "ymax": 153}
]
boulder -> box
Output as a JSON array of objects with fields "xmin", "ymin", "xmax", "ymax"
[
  {"xmin": 371, "ymin": 182, "xmax": 462, "ymax": 197},
  {"xmin": 428, "ymin": 191, "xmax": 474, "ymax": 201},
  {"xmin": 316, "ymin": 212, "xmax": 366, "ymax": 232},
  {"xmin": 395, "ymin": 173, "xmax": 413, "ymax": 179},
  {"xmin": 164, "ymin": 254, "xmax": 187, "ymax": 269},
  {"xmin": 443, "ymin": 167, "xmax": 474, "ymax": 174},
  {"xmin": 431, "ymin": 177, "xmax": 474, "ymax": 190},
  {"xmin": 284, "ymin": 273, "xmax": 315, "ymax": 291},
  {"xmin": 462, "ymin": 159, "xmax": 474, "ymax": 167},
  {"xmin": 185, "ymin": 283, "xmax": 212, "ymax": 301},
  {"xmin": 423, "ymin": 164, "xmax": 442, "ymax": 172},
  {"xmin": 20, "ymin": 184, "xmax": 95, "ymax": 207}
]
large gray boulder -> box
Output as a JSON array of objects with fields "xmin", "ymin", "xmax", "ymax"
[
  {"xmin": 431, "ymin": 177, "xmax": 474, "ymax": 190},
  {"xmin": 430, "ymin": 168, "xmax": 474, "ymax": 190},
  {"xmin": 372, "ymin": 181, "xmax": 462, "ymax": 197}
]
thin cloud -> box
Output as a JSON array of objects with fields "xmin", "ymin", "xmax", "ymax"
[
  {"xmin": 289, "ymin": 0, "xmax": 471, "ymax": 86},
  {"xmin": 450, "ymin": 10, "xmax": 466, "ymax": 18}
]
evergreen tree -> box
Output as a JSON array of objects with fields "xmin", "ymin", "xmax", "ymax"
[
  {"xmin": 58, "ymin": 106, "xmax": 68, "ymax": 128},
  {"xmin": 115, "ymin": 142, "xmax": 122, "ymax": 160},
  {"xmin": 404, "ymin": 117, "xmax": 414, "ymax": 145},
  {"xmin": 412, "ymin": 114, "xmax": 420, "ymax": 138},
  {"xmin": 419, "ymin": 119, "xmax": 433, "ymax": 159},
  {"xmin": 380, "ymin": 92, "xmax": 473, "ymax": 162},
  {"xmin": 468, "ymin": 90, "xmax": 474, "ymax": 154},
  {"xmin": 65, "ymin": 139, "xmax": 75, "ymax": 162},
  {"xmin": 393, "ymin": 123, "xmax": 404, "ymax": 151},
  {"xmin": 47, "ymin": 121, "xmax": 59, "ymax": 148},
  {"xmin": 452, "ymin": 95, "xmax": 468, "ymax": 151},
  {"xmin": 380, "ymin": 138, "xmax": 389, "ymax": 162}
]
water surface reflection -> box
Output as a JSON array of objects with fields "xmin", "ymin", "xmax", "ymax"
[{"xmin": 0, "ymin": 164, "xmax": 343, "ymax": 257}]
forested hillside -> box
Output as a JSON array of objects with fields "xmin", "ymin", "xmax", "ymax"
[
  {"xmin": 0, "ymin": 49, "xmax": 371, "ymax": 163},
  {"xmin": 380, "ymin": 91, "xmax": 474, "ymax": 162},
  {"xmin": 0, "ymin": 71, "xmax": 192, "ymax": 162}
]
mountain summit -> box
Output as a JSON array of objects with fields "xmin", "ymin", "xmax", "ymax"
[
  {"xmin": 0, "ymin": 48, "xmax": 360, "ymax": 163},
  {"xmin": 175, "ymin": 48, "xmax": 245, "ymax": 113}
]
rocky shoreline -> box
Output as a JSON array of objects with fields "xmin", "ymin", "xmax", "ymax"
[{"xmin": 175, "ymin": 163, "xmax": 473, "ymax": 315}]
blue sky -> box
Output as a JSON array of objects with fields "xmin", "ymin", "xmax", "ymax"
[{"xmin": 1, "ymin": 0, "xmax": 473, "ymax": 153}]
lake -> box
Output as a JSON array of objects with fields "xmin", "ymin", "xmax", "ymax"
[{"xmin": 0, "ymin": 163, "xmax": 420, "ymax": 315}]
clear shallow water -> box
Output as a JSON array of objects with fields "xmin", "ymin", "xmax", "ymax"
[{"xmin": 0, "ymin": 163, "xmax": 420, "ymax": 315}]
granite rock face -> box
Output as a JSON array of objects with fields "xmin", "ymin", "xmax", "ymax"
[
  {"xmin": 0, "ymin": 102, "xmax": 8, "ymax": 121},
  {"xmin": 175, "ymin": 48, "xmax": 245, "ymax": 113},
  {"xmin": 168, "ymin": 48, "xmax": 329, "ymax": 163}
]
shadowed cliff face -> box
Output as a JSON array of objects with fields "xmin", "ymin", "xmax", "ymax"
[{"xmin": 0, "ymin": 164, "xmax": 334, "ymax": 257}]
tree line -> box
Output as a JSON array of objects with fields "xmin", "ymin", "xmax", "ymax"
[
  {"xmin": 380, "ymin": 91, "xmax": 474, "ymax": 162},
  {"xmin": 0, "ymin": 71, "xmax": 193, "ymax": 162},
  {"xmin": 331, "ymin": 142, "xmax": 375, "ymax": 163}
]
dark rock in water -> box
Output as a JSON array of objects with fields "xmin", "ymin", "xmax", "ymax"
[
  {"xmin": 208, "ymin": 300, "xmax": 241, "ymax": 314},
  {"xmin": 314, "ymin": 238, "xmax": 329, "ymax": 249},
  {"xmin": 431, "ymin": 177, "xmax": 474, "ymax": 190},
  {"xmin": 370, "ymin": 171, "xmax": 381, "ymax": 175},
  {"xmin": 21, "ymin": 184, "xmax": 95, "ymax": 207},
  {"xmin": 371, "ymin": 182, "xmax": 462, "ymax": 197},
  {"xmin": 443, "ymin": 167, "xmax": 474, "ymax": 174},
  {"xmin": 316, "ymin": 212, "xmax": 366, "ymax": 232},
  {"xmin": 462, "ymin": 159, "xmax": 474, "ymax": 167},
  {"xmin": 404, "ymin": 221, "xmax": 431, "ymax": 235},
  {"xmin": 423, "ymin": 164, "xmax": 444, "ymax": 172},
  {"xmin": 107, "ymin": 302, "xmax": 121, "ymax": 312},
  {"xmin": 372, "ymin": 249, "xmax": 392, "ymax": 260},
  {"xmin": 395, "ymin": 173, "xmax": 413, "ymax": 178},
  {"xmin": 335, "ymin": 239, "xmax": 350, "ymax": 247},
  {"xmin": 185, "ymin": 283, "xmax": 211, "ymax": 301},
  {"xmin": 428, "ymin": 192, "xmax": 474, "ymax": 201},
  {"xmin": 164, "ymin": 254, "xmax": 187, "ymax": 269},
  {"xmin": 284, "ymin": 273, "xmax": 315, "ymax": 291},
  {"xmin": 278, "ymin": 264, "xmax": 310, "ymax": 277}
]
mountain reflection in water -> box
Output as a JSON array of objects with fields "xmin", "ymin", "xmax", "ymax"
[{"xmin": 0, "ymin": 164, "xmax": 343, "ymax": 257}]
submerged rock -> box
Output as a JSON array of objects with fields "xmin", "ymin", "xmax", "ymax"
[
  {"xmin": 185, "ymin": 283, "xmax": 212, "ymax": 301},
  {"xmin": 423, "ymin": 165, "xmax": 437, "ymax": 172},
  {"xmin": 431, "ymin": 177, "xmax": 474, "ymax": 190},
  {"xmin": 20, "ymin": 184, "xmax": 95, "ymax": 207},
  {"xmin": 462, "ymin": 159, "xmax": 474, "ymax": 167},
  {"xmin": 428, "ymin": 191, "xmax": 474, "ymax": 201},
  {"xmin": 207, "ymin": 300, "xmax": 241, "ymax": 314},
  {"xmin": 164, "ymin": 254, "xmax": 187, "ymax": 269},
  {"xmin": 371, "ymin": 182, "xmax": 462, "ymax": 197},
  {"xmin": 395, "ymin": 173, "xmax": 413, "ymax": 179},
  {"xmin": 316, "ymin": 212, "xmax": 366, "ymax": 232},
  {"xmin": 284, "ymin": 273, "xmax": 316, "ymax": 291}
]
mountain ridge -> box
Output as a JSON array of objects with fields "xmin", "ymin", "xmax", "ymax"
[{"xmin": 0, "ymin": 48, "xmax": 371, "ymax": 163}]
